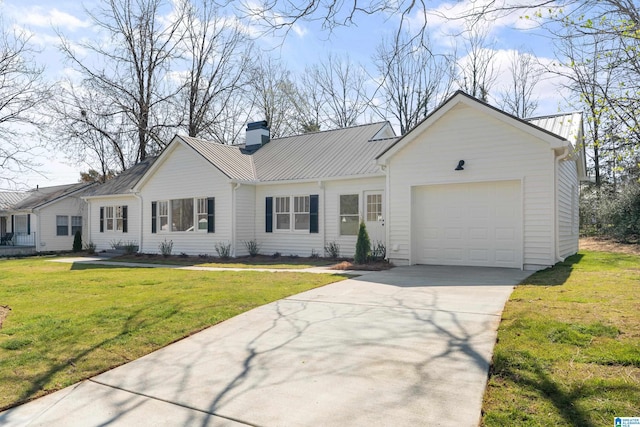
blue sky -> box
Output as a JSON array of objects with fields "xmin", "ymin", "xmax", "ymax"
[{"xmin": 1, "ymin": 0, "xmax": 572, "ymax": 187}]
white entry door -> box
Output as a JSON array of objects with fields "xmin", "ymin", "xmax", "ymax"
[{"xmin": 364, "ymin": 191, "xmax": 385, "ymax": 245}]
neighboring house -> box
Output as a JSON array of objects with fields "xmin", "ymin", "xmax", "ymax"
[
  {"xmin": 84, "ymin": 91, "xmax": 587, "ymax": 270},
  {"xmin": 1, "ymin": 182, "xmax": 95, "ymax": 251},
  {"xmin": 81, "ymin": 158, "xmax": 156, "ymax": 250},
  {"xmin": 0, "ymin": 191, "xmax": 29, "ymax": 240}
]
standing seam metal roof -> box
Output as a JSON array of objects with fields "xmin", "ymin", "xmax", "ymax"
[
  {"xmin": 253, "ymin": 122, "xmax": 395, "ymax": 181},
  {"xmin": 525, "ymin": 112, "xmax": 583, "ymax": 147},
  {"xmin": 173, "ymin": 123, "xmax": 396, "ymax": 183}
]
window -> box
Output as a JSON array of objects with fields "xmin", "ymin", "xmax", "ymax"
[
  {"xmin": 14, "ymin": 215, "xmax": 28, "ymax": 234},
  {"xmin": 56, "ymin": 215, "xmax": 69, "ymax": 236},
  {"xmin": 366, "ymin": 194, "xmax": 382, "ymax": 222},
  {"xmin": 153, "ymin": 198, "xmax": 214, "ymax": 233},
  {"xmin": 105, "ymin": 206, "xmax": 114, "ymax": 231},
  {"xmin": 158, "ymin": 201, "xmax": 169, "ymax": 231},
  {"xmin": 197, "ymin": 198, "xmax": 208, "ymax": 231},
  {"xmin": 71, "ymin": 216, "xmax": 82, "ymax": 235},
  {"xmin": 294, "ymin": 196, "xmax": 310, "ymax": 230},
  {"xmin": 115, "ymin": 206, "xmax": 124, "ymax": 231},
  {"xmin": 100, "ymin": 206, "xmax": 127, "ymax": 233},
  {"xmin": 340, "ymin": 194, "xmax": 359, "ymax": 235},
  {"xmin": 171, "ymin": 198, "xmax": 194, "ymax": 231},
  {"xmin": 275, "ymin": 196, "xmax": 290, "ymax": 230}
]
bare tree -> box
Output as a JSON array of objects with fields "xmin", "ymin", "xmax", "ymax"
[
  {"xmin": 456, "ymin": 22, "xmax": 498, "ymax": 101},
  {"xmin": 307, "ymin": 53, "xmax": 369, "ymax": 128},
  {"xmin": 373, "ymin": 33, "xmax": 455, "ymax": 134},
  {"xmin": 0, "ymin": 24, "xmax": 49, "ymax": 189},
  {"xmin": 500, "ymin": 49, "xmax": 541, "ymax": 118},
  {"xmin": 249, "ymin": 55, "xmax": 298, "ymax": 139},
  {"xmin": 56, "ymin": 0, "xmax": 185, "ymax": 168},
  {"xmin": 178, "ymin": 0, "xmax": 254, "ymax": 143}
]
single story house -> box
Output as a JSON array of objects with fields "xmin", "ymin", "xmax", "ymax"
[
  {"xmin": 84, "ymin": 91, "xmax": 587, "ymax": 270},
  {"xmin": 0, "ymin": 182, "xmax": 95, "ymax": 252}
]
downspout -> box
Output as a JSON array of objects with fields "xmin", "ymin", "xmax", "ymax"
[
  {"xmin": 133, "ymin": 193, "xmax": 143, "ymax": 253},
  {"xmin": 554, "ymin": 146, "xmax": 570, "ymax": 264},
  {"xmin": 232, "ymin": 182, "xmax": 241, "ymax": 257},
  {"xmin": 34, "ymin": 208, "xmax": 41, "ymax": 252},
  {"xmin": 86, "ymin": 201, "xmax": 92, "ymax": 249}
]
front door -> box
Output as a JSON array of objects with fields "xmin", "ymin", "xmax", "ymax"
[{"xmin": 364, "ymin": 191, "xmax": 385, "ymax": 247}]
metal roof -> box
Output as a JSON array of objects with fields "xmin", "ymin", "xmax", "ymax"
[
  {"xmin": 0, "ymin": 191, "xmax": 29, "ymax": 211},
  {"xmin": 179, "ymin": 135, "xmax": 257, "ymax": 181},
  {"xmin": 12, "ymin": 182, "xmax": 95, "ymax": 211},
  {"xmin": 526, "ymin": 112, "xmax": 583, "ymax": 146},
  {"xmin": 253, "ymin": 122, "xmax": 395, "ymax": 181},
  {"xmin": 83, "ymin": 157, "xmax": 156, "ymax": 197}
]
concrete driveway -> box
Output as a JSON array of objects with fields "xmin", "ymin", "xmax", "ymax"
[{"xmin": 0, "ymin": 265, "xmax": 531, "ymax": 427}]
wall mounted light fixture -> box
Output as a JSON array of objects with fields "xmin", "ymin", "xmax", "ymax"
[{"xmin": 455, "ymin": 160, "xmax": 465, "ymax": 171}]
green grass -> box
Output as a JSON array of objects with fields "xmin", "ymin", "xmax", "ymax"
[
  {"xmin": 482, "ymin": 251, "xmax": 640, "ymax": 427},
  {"xmin": 0, "ymin": 257, "xmax": 345, "ymax": 410}
]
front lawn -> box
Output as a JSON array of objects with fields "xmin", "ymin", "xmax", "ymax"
[
  {"xmin": 482, "ymin": 250, "xmax": 640, "ymax": 426},
  {"xmin": 0, "ymin": 257, "xmax": 345, "ymax": 410}
]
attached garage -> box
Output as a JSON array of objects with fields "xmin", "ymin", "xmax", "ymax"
[
  {"xmin": 412, "ymin": 180, "xmax": 522, "ymax": 268},
  {"xmin": 378, "ymin": 91, "xmax": 587, "ymax": 271}
]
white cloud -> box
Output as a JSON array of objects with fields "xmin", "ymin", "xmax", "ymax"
[{"xmin": 13, "ymin": 7, "xmax": 91, "ymax": 32}]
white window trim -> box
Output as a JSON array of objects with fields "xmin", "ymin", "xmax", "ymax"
[
  {"xmin": 157, "ymin": 197, "xmax": 210, "ymax": 233},
  {"xmin": 339, "ymin": 193, "xmax": 360, "ymax": 236},
  {"xmin": 274, "ymin": 195, "xmax": 312, "ymax": 232},
  {"xmin": 103, "ymin": 205, "xmax": 124, "ymax": 233}
]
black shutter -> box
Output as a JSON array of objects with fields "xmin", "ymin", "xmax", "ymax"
[
  {"xmin": 11, "ymin": 215, "xmax": 14, "ymax": 232},
  {"xmin": 265, "ymin": 197, "xmax": 273, "ymax": 233},
  {"xmin": 151, "ymin": 202, "xmax": 157, "ymax": 234},
  {"xmin": 99, "ymin": 207, "xmax": 104, "ymax": 232},
  {"xmin": 27, "ymin": 214, "xmax": 31, "ymax": 235},
  {"xmin": 207, "ymin": 197, "xmax": 215, "ymax": 233},
  {"xmin": 122, "ymin": 206, "xmax": 128, "ymax": 233},
  {"xmin": 310, "ymin": 194, "xmax": 319, "ymax": 233}
]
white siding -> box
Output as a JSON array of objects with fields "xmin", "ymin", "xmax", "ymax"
[
  {"xmin": 37, "ymin": 196, "xmax": 88, "ymax": 252},
  {"xmin": 234, "ymin": 184, "xmax": 256, "ymax": 256},
  {"xmin": 254, "ymin": 182, "xmax": 324, "ymax": 257},
  {"xmin": 387, "ymin": 103, "xmax": 555, "ymax": 270},
  {"xmin": 87, "ymin": 195, "xmax": 139, "ymax": 252},
  {"xmin": 323, "ymin": 177, "xmax": 385, "ymax": 258},
  {"xmin": 139, "ymin": 143, "xmax": 233, "ymax": 256},
  {"xmin": 557, "ymin": 160, "xmax": 579, "ymax": 259}
]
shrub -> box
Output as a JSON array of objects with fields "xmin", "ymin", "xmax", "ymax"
[
  {"xmin": 354, "ymin": 221, "xmax": 371, "ymax": 264},
  {"xmin": 324, "ymin": 241, "xmax": 340, "ymax": 260},
  {"xmin": 123, "ymin": 241, "xmax": 138, "ymax": 255},
  {"xmin": 109, "ymin": 239, "xmax": 123, "ymax": 250},
  {"xmin": 604, "ymin": 183, "xmax": 640, "ymax": 241},
  {"xmin": 72, "ymin": 230, "xmax": 82, "ymax": 252},
  {"xmin": 159, "ymin": 239, "xmax": 173, "ymax": 257},
  {"xmin": 215, "ymin": 242, "xmax": 232, "ymax": 259},
  {"xmin": 243, "ymin": 239, "xmax": 261, "ymax": 257},
  {"xmin": 370, "ymin": 241, "xmax": 386, "ymax": 261},
  {"xmin": 84, "ymin": 241, "xmax": 97, "ymax": 255},
  {"xmin": 272, "ymin": 252, "xmax": 281, "ymax": 259},
  {"xmin": 310, "ymin": 248, "xmax": 320, "ymax": 258}
]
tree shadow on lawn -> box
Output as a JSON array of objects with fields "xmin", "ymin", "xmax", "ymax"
[
  {"xmin": 521, "ymin": 254, "xmax": 584, "ymax": 287},
  {"xmin": 4, "ymin": 301, "xmax": 179, "ymax": 412},
  {"xmin": 491, "ymin": 349, "xmax": 638, "ymax": 427}
]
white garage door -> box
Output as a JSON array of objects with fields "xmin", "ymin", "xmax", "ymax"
[{"xmin": 412, "ymin": 180, "xmax": 522, "ymax": 268}]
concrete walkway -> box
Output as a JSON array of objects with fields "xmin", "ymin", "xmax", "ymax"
[{"xmin": 0, "ymin": 265, "xmax": 531, "ymax": 427}]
